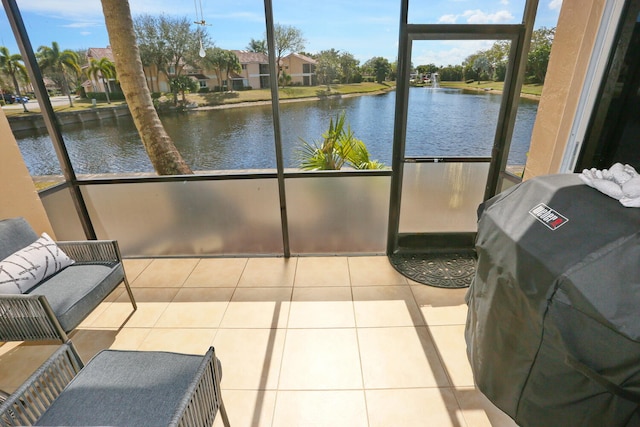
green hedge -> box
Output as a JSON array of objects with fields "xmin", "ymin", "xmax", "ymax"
[{"xmin": 86, "ymin": 92, "xmax": 126, "ymax": 101}]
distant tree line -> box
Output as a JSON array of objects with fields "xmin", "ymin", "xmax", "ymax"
[
  {"xmin": 244, "ymin": 26, "xmax": 393, "ymax": 86},
  {"xmin": 415, "ymin": 27, "xmax": 555, "ymax": 84},
  {"xmin": 0, "ymin": 22, "xmax": 555, "ymax": 110}
]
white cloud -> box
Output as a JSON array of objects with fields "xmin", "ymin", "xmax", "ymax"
[
  {"xmin": 437, "ymin": 9, "xmax": 514, "ymax": 25},
  {"xmin": 80, "ymin": 31, "xmax": 91, "ymax": 36},
  {"xmin": 462, "ymin": 9, "xmax": 514, "ymax": 24},
  {"xmin": 412, "ymin": 40, "xmax": 494, "ymax": 67},
  {"xmin": 128, "ymin": 0, "xmax": 198, "ymax": 16},
  {"xmin": 437, "ymin": 14, "xmax": 458, "ymax": 24},
  {"xmin": 549, "ymin": 0, "xmax": 563, "ymax": 10},
  {"xmin": 63, "ymin": 22, "xmax": 99, "ymax": 29},
  {"xmin": 413, "ymin": 47, "xmax": 469, "ymax": 67},
  {"xmin": 500, "ymin": 0, "xmax": 509, "ymax": 4}
]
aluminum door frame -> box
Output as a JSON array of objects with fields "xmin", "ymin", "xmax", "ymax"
[{"xmin": 387, "ymin": 0, "xmax": 539, "ymax": 254}]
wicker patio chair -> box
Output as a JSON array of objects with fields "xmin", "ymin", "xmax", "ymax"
[
  {"xmin": 0, "ymin": 217, "xmax": 136, "ymax": 343},
  {"xmin": 0, "ymin": 341, "xmax": 230, "ymax": 427}
]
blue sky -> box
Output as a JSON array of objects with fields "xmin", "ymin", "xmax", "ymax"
[{"xmin": 0, "ymin": 0, "xmax": 562, "ymax": 67}]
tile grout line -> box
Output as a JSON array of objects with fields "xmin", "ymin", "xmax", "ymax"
[
  {"xmin": 268, "ymin": 256, "xmax": 299, "ymax": 427},
  {"xmin": 347, "ymin": 256, "xmax": 373, "ymax": 427},
  {"xmin": 407, "ymin": 281, "xmax": 471, "ymax": 424}
]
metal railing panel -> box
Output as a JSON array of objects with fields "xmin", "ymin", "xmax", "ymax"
[
  {"xmin": 79, "ymin": 179, "xmax": 283, "ymax": 257},
  {"xmin": 285, "ymin": 174, "xmax": 390, "ymax": 254},
  {"xmin": 399, "ymin": 161, "xmax": 490, "ymax": 233},
  {"xmin": 40, "ymin": 184, "xmax": 86, "ymax": 241}
]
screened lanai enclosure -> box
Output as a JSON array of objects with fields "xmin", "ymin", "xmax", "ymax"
[{"xmin": 2, "ymin": 0, "xmax": 547, "ymax": 258}]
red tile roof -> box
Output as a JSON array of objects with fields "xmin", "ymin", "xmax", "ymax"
[
  {"xmin": 287, "ymin": 52, "xmax": 317, "ymax": 64},
  {"xmin": 87, "ymin": 47, "xmax": 114, "ymax": 62},
  {"xmin": 232, "ymin": 50, "xmax": 268, "ymax": 64}
]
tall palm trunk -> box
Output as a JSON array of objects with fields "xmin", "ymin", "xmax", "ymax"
[
  {"xmin": 61, "ymin": 72, "xmax": 73, "ymax": 107},
  {"xmin": 11, "ymin": 73, "xmax": 28, "ymax": 112},
  {"xmin": 100, "ymin": 0, "xmax": 192, "ymax": 175},
  {"xmin": 101, "ymin": 76, "xmax": 111, "ymax": 104},
  {"xmin": 150, "ymin": 69, "xmax": 156, "ymax": 93}
]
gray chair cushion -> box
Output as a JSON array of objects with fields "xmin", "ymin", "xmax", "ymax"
[
  {"xmin": 0, "ymin": 217, "xmax": 38, "ymax": 260},
  {"xmin": 27, "ymin": 263, "xmax": 124, "ymax": 332},
  {"xmin": 35, "ymin": 349, "xmax": 205, "ymax": 426}
]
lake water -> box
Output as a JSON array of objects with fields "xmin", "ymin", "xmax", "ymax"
[{"xmin": 15, "ymin": 87, "xmax": 538, "ymax": 175}]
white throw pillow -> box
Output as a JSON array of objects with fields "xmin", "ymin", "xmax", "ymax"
[{"xmin": 0, "ymin": 233, "xmax": 74, "ymax": 294}]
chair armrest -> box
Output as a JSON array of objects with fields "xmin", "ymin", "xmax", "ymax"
[
  {"xmin": 0, "ymin": 294, "xmax": 69, "ymax": 342},
  {"xmin": 0, "ymin": 342, "xmax": 83, "ymax": 426},
  {"xmin": 171, "ymin": 347, "xmax": 230, "ymax": 427},
  {"xmin": 57, "ymin": 240, "xmax": 123, "ymax": 264}
]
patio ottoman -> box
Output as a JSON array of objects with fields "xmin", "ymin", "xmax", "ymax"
[{"xmin": 0, "ymin": 342, "xmax": 229, "ymax": 427}]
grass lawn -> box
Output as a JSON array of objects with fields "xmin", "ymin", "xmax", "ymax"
[
  {"xmin": 34, "ymin": 180, "xmax": 63, "ymax": 191},
  {"xmin": 2, "ymin": 80, "xmax": 540, "ymax": 118},
  {"xmin": 2, "ymin": 83, "xmax": 393, "ymax": 117},
  {"xmin": 184, "ymin": 81, "xmax": 395, "ymax": 107},
  {"xmin": 2, "ymin": 98, "xmax": 128, "ymax": 117},
  {"xmin": 439, "ymin": 80, "xmax": 544, "ymax": 97},
  {"xmin": 55, "ymin": 99, "xmax": 129, "ymax": 112}
]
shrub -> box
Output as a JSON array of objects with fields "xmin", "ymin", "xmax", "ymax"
[
  {"xmin": 297, "ymin": 111, "xmax": 385, "ymax": 170},
  {"xmin": 198, "ymin": 87, "xmax": 210, "ymax": 93},
  {"xmin": 525, "ymin": 75, "xmax": 540, "ymax": 84},
  {"xmin": 86, "ymin": 91, "xmax": 126, "ymax": 101}
]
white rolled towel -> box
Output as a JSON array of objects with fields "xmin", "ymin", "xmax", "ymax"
[
  {"xmin": 579, "ymin": 168, "xmax": 601, "ymax": 187},
  {"xmin": 624, "ymin": 164, "xmax": 639, "ymax": 177},
  {"xmin": 620, "ymin": 196, "xmax": 640, "ymax": 208},
  {"xmin": 603, "ymin": 162, "xmax": 634, "ymax": 185},
  {"xmin": 579, "ymin": 163, "xmax": 640, "ymax": 206},
  {"xmin": 579, "ymin": 167, "xmax": 624, "ymax": 199},
  {"xmin": 622, "ymin": 176, "xmax": 640, "ymax": 198},
  {"xmin": 591, "ymin": 178, "xmax": 624, "ymax": 200}
]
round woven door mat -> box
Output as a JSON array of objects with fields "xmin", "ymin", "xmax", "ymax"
[{"xmin": 388, "ymin": 252, "xmax": 476, "ymax": 288}]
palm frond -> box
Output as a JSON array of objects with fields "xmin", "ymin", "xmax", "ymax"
[{"xmin": 296, "ymin": 111, "xmax": 385, "ymax": 170}]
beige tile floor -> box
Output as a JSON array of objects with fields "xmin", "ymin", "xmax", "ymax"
[{"xmin": 0, "ymin": 256, "xmax": 518, "ymax": 427}]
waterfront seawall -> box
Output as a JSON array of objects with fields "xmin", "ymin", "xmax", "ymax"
[{"xmin": 7, "ymin": 105, "xmax": 131, "ymax": 132}]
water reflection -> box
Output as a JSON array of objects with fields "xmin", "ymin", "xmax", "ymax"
[{"xmin": 14, "ymin": 87, "xmax": 538, "ymax": 175}]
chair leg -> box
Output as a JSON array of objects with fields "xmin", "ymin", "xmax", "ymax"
[
  {"xmin": 122, "ymin": 274, "xmax": 137, "ymax": 311},
  {"xmin": 219, "ymin": 399, "xmax": 231, "ymax": 427},
  {"xmin": 114, "ymin": 242, "xmax": 137, "ymax": 311},
  {"xmin": 39, "ymin": 295, "xmax": 70, "ymax": 343}
]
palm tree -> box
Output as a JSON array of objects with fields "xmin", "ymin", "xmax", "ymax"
[
  {"xmin": 297, "ymin": 111, "xmax": 384, "ymax": 170},
  {"xmin": 37, "ymin": 42, "xmax": 80, "ymax": 107},
  {"xmin": 223, "ymin": 50, "xmax": 241, "ymax": 92},
  {"xmin": 87, "ymin": 57, "xmax": 116, "ymax": 104},
  {"xmin": 100, "ymin": 0, "xmax": 192, "ymax": 175},
  {"xmin": 0, "ymin": 46, "xmax": 29, "ymax": 112}
]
